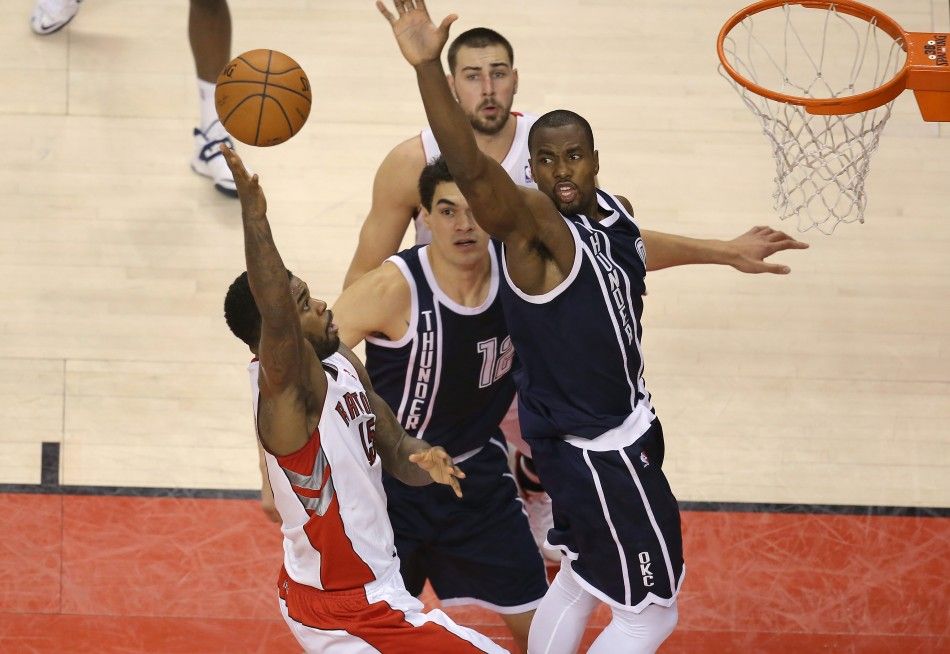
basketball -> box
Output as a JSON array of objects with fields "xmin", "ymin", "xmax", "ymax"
[{"xmin": 215, "ymin": 49, "xmax": 312, "ymax": 147}]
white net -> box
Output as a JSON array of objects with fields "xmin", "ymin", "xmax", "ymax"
[{"xmin": 720, "ymin": 3, "xmax": 906, "ymax": 233}]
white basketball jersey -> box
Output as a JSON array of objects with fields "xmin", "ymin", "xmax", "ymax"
[
  {"xmin": 248, "ymin": 353, "xmax": 399, "ymax": 593},
  {"xmin": 414, "ymin": 112, "xmax": 539, "ymax": 244}
]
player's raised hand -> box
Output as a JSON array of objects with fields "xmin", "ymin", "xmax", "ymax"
[
  {"xmin": 409, "ymin": 446, "xmax": 466, "ymax": 498},
  {"xmin": 376, "ymin": 0, "xmax": 458, "ymax": 67},
  {"xmin": 728, "ymin": 225, "xmax": 809, "ymax": 274},
  {"xmin": 220, "ymin": 144, "xmax": 266, "ymax": 219}
]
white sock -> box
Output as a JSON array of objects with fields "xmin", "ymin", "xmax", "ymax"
[{"xmin": 197, "ymin": 78, "xmax": 218, "ymax": 131}]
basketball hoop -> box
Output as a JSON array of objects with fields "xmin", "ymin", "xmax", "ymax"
[{"xmin": 717, "ymin": 0, "xmax": 949, "ymax": 233}]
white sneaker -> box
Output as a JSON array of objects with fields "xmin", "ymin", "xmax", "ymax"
[
  {"xmin": 191, "ymin": 121, "xmax": 238, "ymax": 197},
  {"xmin": 30, "ymin": 0, "xmax": 82, "ymax": 35},
  {"xmin": 523, "ymin": 489, "xmax": 562, "ymax": 564}
]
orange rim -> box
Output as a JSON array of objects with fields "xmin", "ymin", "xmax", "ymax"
[{"xmin": 717, "ymin": 0, "xmax": 911, "ymax": 115}]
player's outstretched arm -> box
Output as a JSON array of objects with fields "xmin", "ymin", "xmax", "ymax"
[
  {"xmin": 223, "ymin": 145, "xmax": 321, "ymax": 455},
  {"xmin": 377, "ymin": 0, "xmax": 542, "ymax": 246},
  {"xmin": 343, "ymin": 139, "xmax": 426, "ymax": 288},
  {"xmin": 338, "ymin": 344, "xmax": 465, "ymax": 496},
  {"xmin": 641, "ymin": 226, "xmax": 809, "ymax": 274}
]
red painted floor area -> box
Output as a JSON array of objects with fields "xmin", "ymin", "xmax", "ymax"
[{"xmin": 0, "ymin": 493, "xmax": 947, "ymax": 652}]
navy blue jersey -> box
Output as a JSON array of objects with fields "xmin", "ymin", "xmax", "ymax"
[
  {"xmin": 497, "ymin": 189, "xmax": 654, "ymax": 442},
  {"xmin": 365, "ymin": 245, "xmax": 516, "ymax": 458}
]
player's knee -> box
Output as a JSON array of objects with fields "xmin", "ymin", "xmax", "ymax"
[{"xmin": 612, "ymin": 601, "xmax": 678, "ymax": 645}]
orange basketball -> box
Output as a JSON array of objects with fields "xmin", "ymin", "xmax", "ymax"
[{"xmin": 215, "ymin": 49, "xmax": 312, "ymax": 147}]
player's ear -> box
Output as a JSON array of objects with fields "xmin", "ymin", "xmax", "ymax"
[
  {"xmin": 593, "ymin": 150, "xmax": 600, "ymax": 176},
  {"xmin": 512, "ymin": 68, "xmax": 519, "ymax": 95},
  {"xmin": 420, "ymin": 208, "xmax": 433, "ymax": 230}
]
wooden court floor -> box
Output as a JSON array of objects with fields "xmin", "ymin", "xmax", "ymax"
[{"xmin": 0, "ymin": 0, "xmax": 947, "ymax": 651}]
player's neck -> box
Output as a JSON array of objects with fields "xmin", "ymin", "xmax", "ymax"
[
  {"xmin": 426, "ymin": 248, "xmax": 492, "ymax": 307},
  {"xmin": 473, "ymin": 116, "xmax": 518, "ymax": 163},
  {"xmin": 586, "ymin": 195, "xmax": 611, "ymax": 222}
]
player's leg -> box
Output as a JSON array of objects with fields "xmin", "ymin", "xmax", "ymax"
[
  {"xmin": 30, "ymin": 0, "xmax": 82, "ymax": 35},
  {"xmin": 587, "ymin": 602, "xmax": 678, "ymax": 654},
  {"xmin": 526, "ymin": 422, "xmax": 684, "ymax": 651},
  {"xmin": 424, "ymin": 438, "xmax": 548, "ymax": 653},
  {"xmin": 527, "ymin": 559, "xmax": 599, "ymax": 654},
  {"xmin": 504, "ymin": 399, "xmax": 560, "ymax": 565},
  {"xmin": 500, "ymin": 609, "xmax": 535, "ymax": 654},
  {"xmin": 279, "ymin": 566, "xmax": 506, "ymax": 653},
  {"xmin": 188, "ymin": 0, "xmax": 238, "ymax": 196},
  {"xmin": 514, "ymin": 450, "xmax": 561, "ymax": 564}
]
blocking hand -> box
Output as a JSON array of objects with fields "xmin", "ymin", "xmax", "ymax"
[
  {"xmin": 728, "ymin": 225, "xmax": 809, "ymax": 274},
  {"xmin": 376, "ymin": 0, "xmax": 458, "ymax": 67}
]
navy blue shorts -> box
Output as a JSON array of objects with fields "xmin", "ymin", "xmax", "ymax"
[
  {"xmin": 527, "ymin": 418, "xmax": 684, "ymax": 611},
  {"xmin": 384, "ymin": 437, "xmax": 548, "ymax": 613}
]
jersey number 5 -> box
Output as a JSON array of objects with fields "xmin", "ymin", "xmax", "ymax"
[
  {"xmin": 358, "ymin": 417, "xmax": 377, "ymax": 466},
  {"xmin": 476, "ymin": 336, "xmax": 514, "ymax": 388}
]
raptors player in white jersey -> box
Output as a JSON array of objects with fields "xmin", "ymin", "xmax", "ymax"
[{"xmin": 220, "ymin": 145, "xmax": 506, "ymax": 654}]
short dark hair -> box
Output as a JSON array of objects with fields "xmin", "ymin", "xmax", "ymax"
[
  {"xmin": 224, "ymin": 269, "xmax": 294, "ymax": 349},
  {"xmin": 528, "ymin": 110, "xmax": 595, "ymax": 153},
  {"xmin": 418, "ymin": 156, "xmax": 454, "ymax": 212},
  {"xmin": 447, "ymin": 27, "xmax": 514, "ymax": 73}
]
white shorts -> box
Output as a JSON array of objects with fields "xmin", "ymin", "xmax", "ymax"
[{"xmin": 277, "ymin": 568, "xmax": 506, "ymax": 653}]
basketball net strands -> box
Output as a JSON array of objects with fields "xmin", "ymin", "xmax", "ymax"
[{"xmin": 717, "ymin": 0, "xmax": 949, "ymax": 234}]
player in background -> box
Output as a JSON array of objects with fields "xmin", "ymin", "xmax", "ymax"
[
  {"xmin": 221, "ymin": 144, "xmax": 506, "ymax": 653},
  {"xmin": 332, "ymin": 157, "xmax": 547, "ymax": 653},
  {"xmin": 30, "ymin": 0, "xmax": 240, "ymax": 196}
]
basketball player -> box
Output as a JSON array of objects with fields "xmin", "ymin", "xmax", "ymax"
[
  {"xmin": 220, "ymin": 144, "xmax": 505, "ymax": 654},
  {"xmin": 331, "ymin": 157, "xmax": 548, "ymax": 653},
  {"xmin": 30, "ymin": 0, "xmax": 239, "ymax": 196},
  {"xmin": 343, "ymin": 26, "xmax": 557, "ymax": 560},
  {"xmin": 378, "ymin": 2, "xmax": 807, "ymax": 652}
]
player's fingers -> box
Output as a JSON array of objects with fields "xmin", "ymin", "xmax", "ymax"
[
  {"xmin": 757, "ymin": 261, "xmax": 791, "ymax": 274},
  {"xmin": 438, "ymin": 14, "xmax": 459, "ymax": 33},
  {"xmin": 394, "ymin": 0, "xmax": 409, "ymax": 15},
  {"xmin": 376, "ymin": 0, "xmax": 396, "ymax": 23},
  {"xmin": 450, "ymin": 465, "xmax": 466, "ymax": 479},
  {"xmin": 448, "ymin": 476, "xmax": 462, "ymax": 498},
  {"xmin": 408, "ymin": 451, "xmax": 425, "ymax": 464}
]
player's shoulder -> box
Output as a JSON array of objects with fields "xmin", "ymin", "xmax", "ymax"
[
  {"xmin": 349, "ymin": 259, "xmax": 412, "ymax": 307},
  {"xmin": 373, "ymin": 136, "xmax": 427, "ymax": 194},
  {"xmin": 384, "ymin": 135, "xmax": 428, "ymax": 169},
  {"xmin": 614, "ymin": 194, "xmax": 634, "ymax": 214}
]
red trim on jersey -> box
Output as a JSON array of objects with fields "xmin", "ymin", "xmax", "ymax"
[
  {"xmin": 278, "ymin": 567, "xmax": 490, "ymax": 653},
  {"xmin": 511, "ymin": 111, "xmax": 523, "ymax": 117},
  {"xmin": 277, "ymin": 428, "xmax": 377, "ymax": 591},
  {"xmin": 275, "ymin": 427, "xmax": 321, "ymax": 475},
  {"xmin": 301, "ymin": 492, "xmax": 376, "ymax": 590}
]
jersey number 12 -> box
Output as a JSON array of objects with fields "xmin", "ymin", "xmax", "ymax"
[{"xmin": 476, "ymin": 336, "xmax": 514, "ymax": 388}]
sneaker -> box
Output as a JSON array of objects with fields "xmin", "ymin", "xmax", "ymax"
[
  {"xmin": 523, "ymin": 488, "xmax": 562, "ymax": 564},
  {"xmin": 191, "ymin": 121, "xmax": 239, "ymax": 197},
  {"xmin": 30, "ymin": 0, "xmax": 82, "ymax": 35}
]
